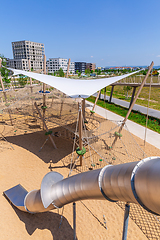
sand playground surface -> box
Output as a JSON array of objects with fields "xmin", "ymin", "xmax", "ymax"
[{"xmin": 0, "ymin": 87, "xmax": 160, "ymax": 240}]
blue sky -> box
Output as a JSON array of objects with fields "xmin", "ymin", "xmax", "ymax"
[{"xmin": 0, "ymin": 0, "xmax": 160, "ymax": 66}]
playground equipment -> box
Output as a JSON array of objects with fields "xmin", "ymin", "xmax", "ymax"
[
  {"xmin": 1, "ymin": 61, "xmax": 157, "ymax": 239},
  {"xmin": 4, "ymin": 156, "xmax": 160, "ymax": 239},
  {"xmin": 7, "ymin": 67, "xmax": 143, "ymax": 99},
  {"xmin": 4, "ymin": 156, "xmax": 160, "ymax": 214}
]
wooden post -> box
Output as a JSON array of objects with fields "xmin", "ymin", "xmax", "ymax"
[
  {"xmin": 129, "ymin": 86, "xmax": 137, "ymax": 109},
  {"xmin": 28, "ymin": 59, "xmax": 34, "ymax": 116},
  {"xmin": 34, "ymin": 102, "xmax": 57, "ymax": 149},
  {"xmin": 59, "ymin": 97, "xmax": 64, "ymax": 118},
  {"xmin": 0, "ymin": 58, "xmax": 13, "ymax": 125},
  {"xmin": 10, "ymin": 76, "xmax": 12, "ymax": 89},
  {"xmin": 111, "ymin": 61, "xmax": 154, "ymax": 148},
  {"xmin": 82, "ymin": 98, "xmax": 85, "ymax": 122},
  {"xmin": 78, "ymin": 102, "xmax": 83, "ymax": 166},
  {"xmin": 43, "ymin": 55, "xmax": 46, "ymax": 129},
  {"xmin": 28, "ymin": 59, "xmax": 33, "ymax": 87},
  {"xmin": 144, "ymin": 71, "xmax": 152, "ymax": 146},
  {"xmin": 109, "ymin": 85, "xmax": 114, "ymax": 103},
  {"xmin": 66, "ymin": 58, "xmax": 71, "ymax": 78},
  {"xmin": 50, "ymin": 95, "xmax": 54, "ymax": 107},
  {"xmin": 13, "ymin": 76, "xmax": 16, "ymax": 88},
  {"xmin": 59, "ymin": 58, "xmax": 71, "ymax": 117},
  {"xmin": 92, "ymin": 90, "xmax": 101, "ymax": 112},
  {"xmin": 11, "ymin": 76, "xmax": 14, "ymax": 89}
]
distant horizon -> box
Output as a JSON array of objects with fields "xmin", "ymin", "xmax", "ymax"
[{"xmin": 1, "ymin": 0, "xmax": 160, "ymax": 67}]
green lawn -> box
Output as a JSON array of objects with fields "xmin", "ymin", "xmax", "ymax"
[
  {"xmin": 101, "ymin": 75, "xmax": 160, "ymax": 111},
  {"xmin": 87, "ymin": 96, "xmax": 160, "ymax": 134}
]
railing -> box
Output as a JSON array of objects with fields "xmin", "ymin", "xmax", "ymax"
[{"xmin": 118, "ymin": 75, "xmax": 160, "ymax": 84}]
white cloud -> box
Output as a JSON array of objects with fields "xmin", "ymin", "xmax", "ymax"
[
  {"xmin": 156, "ymin": 55, "xmax": 160, "ymax": 57},
  {"xmin": 91, "ymin": 56, "xmax": 93, "ymax": 58}
]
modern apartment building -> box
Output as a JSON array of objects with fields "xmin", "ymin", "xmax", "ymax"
[
  {"xmin": 75, "ymin": 62, "xmax": 86, "ymax": 73},
  {"xmin": 46, "ymin": 58, "xmax": 75, "ymax": 74},
  {"xmin": 7, "ymin": 40, "xmax": 44, "ymax": 70},
  {"xmin": 86, "ymin": 63, "xmax": 96, "ymax": 72}
]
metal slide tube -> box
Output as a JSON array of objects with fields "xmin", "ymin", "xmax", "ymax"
[
  {"xmin": 24, "ymin": 190, "xmax": 54, "ymax": 213},
  {"xmin": 132, "ymin": 156, "xmax": 160, "ymax": 215},
  {"xmin": 101, "ymin": 162, "xmax": 138, "ymax": 203},
  {"xmin": 4, "ymin": 156, "xmax": 160, "ymax": 216},
  {"xmin": 50, "ymin": 169, "xmax": 104, "ymax": 208}
]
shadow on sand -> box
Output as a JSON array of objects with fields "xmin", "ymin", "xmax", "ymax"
[
  {"xmin": 7, "ymin": 199, "xmax": 76, "ymax": 240},
  {"xmin": 6, "ymin": 125, "xmax": 73, "ymax": 164}
]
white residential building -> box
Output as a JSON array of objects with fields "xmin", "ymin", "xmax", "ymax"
[
  {"xmin": 46, "ymin": 58, "xmax": 75, "ymax": 74},
  {"xmin": 7, "ymin": 40, "xmax": 44, "ymax": 70}
]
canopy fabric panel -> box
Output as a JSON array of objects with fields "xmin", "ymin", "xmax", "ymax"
[{"xmin": 8, "ymin": 68, "xmax": 142, "ymax": 98}]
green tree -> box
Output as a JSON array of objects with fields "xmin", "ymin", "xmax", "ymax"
[
  {"xmin": 78, "ymin": 72, "xmax": 81, "ymax": 77},
  {"xmin": 76, "ymin": 70, "xmax": 79, "ymax": 74},
  {"xmin": 58, "ymin": 68, "xmax": 64, "ymax": 77},
  {"xmin": 142, "ymin": 70, "xmax": 147, "ymax": 75},
  {"xmin": 18, "ymin": 75, "xmax": 27, "ymax": 87},
  {"xmin": 122, "ymin": 69, "xmax": 127, "ymax": 74},
  {"xmin": 85, "ymin": 68, "xmax": 90, "ymax": 75},
  {"xmin": 123, "ymin": 86, "xmax": 132, "ymax": 99},
  {"xmin": 0, "ymin": 54, "xmax": 10, "ymax": 85},
  {"xmin": 97, "ymin": 69, "xmax": 101, "ymax": 75}
]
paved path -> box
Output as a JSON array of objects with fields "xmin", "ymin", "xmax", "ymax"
[
  {"xmin": 93, "ymin": 93, "xmax": 160, "ymax": 119},
  {"xmin": 86, "ymin": 100, "xmax": 160, "ymax": 150}
]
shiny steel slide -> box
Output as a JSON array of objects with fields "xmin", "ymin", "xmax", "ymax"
[{"xmin": 4, "ymin": 156, "xmax": 160, "ymax": 215}]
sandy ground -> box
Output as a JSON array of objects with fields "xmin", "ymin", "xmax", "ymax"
[{"xmin": 0, "ymin": 93, "xmax": 160, "ymax": 240}]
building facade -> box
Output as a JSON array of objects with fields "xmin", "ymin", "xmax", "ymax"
[
  {"xmin": 75, "ymin": 62, "xmax": 86, "ymax": 73},
  {"xmin": 7, "ymin": 40, "xmax": 44, "ymax": 70},
  {"xmin": 86, "ymin": 63, "xmax": 96, "ymax": 72},
  {"xmin": 46, "ymin": 58, "xmax": 75, "ymax": 74}
]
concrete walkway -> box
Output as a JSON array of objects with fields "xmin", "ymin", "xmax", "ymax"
[
  {"xmin": 93, "ymin": 93, "xmax": 160, "ymax": 119},
  {"xmin": 86, "ymin": 100, "xmax": 160, "ymax": 150}
]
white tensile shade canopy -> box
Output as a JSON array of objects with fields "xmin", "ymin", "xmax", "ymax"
[{"xmin": 8, "ymin": 68, "xmax": 142, "ymax": 98}]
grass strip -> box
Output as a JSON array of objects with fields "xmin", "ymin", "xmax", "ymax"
[{"xmin": 87, "ymin": 96, "xmax": 160, "ymax": 134}]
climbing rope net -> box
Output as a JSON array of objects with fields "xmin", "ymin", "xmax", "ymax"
[{"xmin": 0, "ymin": 84, "xmax": 160, "ymax": 239}]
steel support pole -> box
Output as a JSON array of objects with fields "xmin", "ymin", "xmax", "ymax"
[
  {"xmin": 109, "ymin": 85, "xmax": 114, "ymax": 103},
  {"xmin": 73, "ymin": 202, "xmax": 76, "ymax": 240},
  {"xmin": 129, "ymin": 86, "xmax": 137, "ymax": 109},
  {"xmin": 104, "ymin": 87, "xmax": 106, "ymax": 102},
  {"xmin": 122, "ymin": 203, "xmax": 130, "ymax": 240}
]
